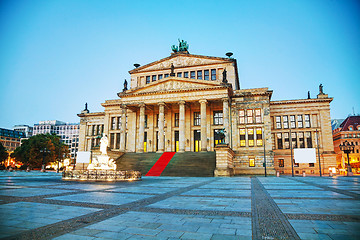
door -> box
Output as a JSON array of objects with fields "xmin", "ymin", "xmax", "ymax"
[
  {"xmin": 214, "ymin": 129, "xmax": 225, "ymax": 146},
  {"xmin": 194, "ymin": 130, "xmax": 201, "ymax": 152},
  {"xmin": 144, "ymin": 132, "xmax": 147, "ymax": 152},
  {"xmin": 174, "ymin": 131, "xmax": 179, "ymax": 152}
]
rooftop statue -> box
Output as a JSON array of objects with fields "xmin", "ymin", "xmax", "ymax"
[
  {"xmin": 319, "ymin": 84, "xmax": 324, "ymax": 94},
  {"xmin": 171, "ymin": 39, "xmax": 189, "ymax": 53}
]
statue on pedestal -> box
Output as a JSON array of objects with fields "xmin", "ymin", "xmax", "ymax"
[
  {"xmin": 319, "ymin": 84, "xmax": 324, "ymax": 94},
  {"xmin": 100, "ymin": 133, "xmax": 108, "ymax": 155}
]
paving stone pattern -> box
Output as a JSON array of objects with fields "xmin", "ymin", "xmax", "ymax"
[{"xmin": 0, "ymin": 171, "xmax": 359, "ymax": 240}]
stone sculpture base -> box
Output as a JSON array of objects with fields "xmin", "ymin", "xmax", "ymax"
[{"xmin": 62, "ymin": 170, "xmax": 141, "ymax": 181}]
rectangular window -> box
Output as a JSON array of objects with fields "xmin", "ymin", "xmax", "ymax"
[
  {"xmin": 290, "ymin": 115, "xmax": 296, "ymax": 129},
  {"xmin": 174, "ymin": 113, "xmax": 179, "ymax": 127},
  {"xmin": 152, "ymin": 75, "xmax": 156, "ymax": 82},
  {"xmin": 204, "ymin": 70, "xmax": 209, "ymax": 80},
  {"xmin": 284, "ymin": 132, "xmax": 290, "ymax": 149},
  {"xmin": 144, "ymin": 115, "xmax": 148, "ymax": 128},
  {"xmin": 291, "ymin": 132, "xmax": 297, "ymax": 148},
  {"xmin": 158, "ymin": 74, "xmax": 163, "ymax": 80},
  {"xmin": 248, "ymin": 128, "xmax": 254, "ymax": 147},
  {"xmin": 279, "ymin": 159, "xmax": 284, "ymax": 167},
  {"xmin": 247, "ymin": 109, "xmax": 253, "ymax": 124},
  {"xmin": 164, "ymin": 74, "xmax": 169, "ymax": 78},
  {"xmin": 197, "ymin": 70, "xmax": 202, "ymax": 79},
  {"xmin": 256, "ymin": 128, "xmax": 263, "ymax": 146},
  {"xmin": 111, "ymin": 117, "xmax": 116, "ymax": 130},
  {"xmin": 211, "ymin": 69, "xmax": 216, "ymax": 80},
  {"xmin": 117, "ymin": 117, "xmax": 121, "ymax": 130},
  {"xmin": 110, "ymin": 133, "xmax": 115, "ymax": 149},
  {"xmin": 240, "ymin": 128, "xmax": 246, "ymax": 147},
  {"xmin": 177, "ymin": 72, "xmax": 182, "ymax": 78},
  {"xmin": 304, "ymin": 114, "xmax": 311, "ymax": 128},
  {"xmin": 92, "ymin": 126, "xmax": 96, "ymax": 136},
  {"xmin": 190, "ymin": 71, "xmax": 196, "ymax": 79},
  {"xmin": 249, "ymin": 158, "xmax": 255, "ymax": 167},
  {"xmin": 116, "ymin": 133, "xmax": 120, "ymax": 149},
  {"xmin": 277, "ymin": 133, "xmax": 283, "ymax": 149},
  {"xmin": 239, "ymin": 110, "xmax": 245, "ymax": 124},
  {"xmin": 184, "ymin": 72, "xmax": 189, "ymax": 78},
  {"xmin": 283, "ymin": 116, "xmax": 289, "ymax": 129},
  {"xmin": 297, "ymin": 115, "xmax": 303, "ymax": 128},
  {"xmin": 306, "ymin": 132, "xmax": 312, "ymax": 148},
  {"xmin": 299, "ymin": 132, "xmax": 304, "ymax": 148},
  {"xmin": 156, "ymin": 114, "xmax": 159, "ymax": 127},
  {"xmin": 309, "ymin": 163, "xmax": 314, "ymax": 167},
  {"xmin": 194, "ymin": 112, "xmax": 201, "ymax": 126},
  {"xmin": 213, "ymin": 111, "xmax": 223, "ymax": 125},
  {"xmin": 276, "ymin": 116, "xmax": 282, "ymax": 129},
  {"xmin": 255, "ymin": 109, "xmax": 262, "ymax": 123},
  {"xmin": 146, "ymin": 76, "xmax": 150, "ymax": 84},
  {"xmin": 294, "ymin": 159, "xmax": 299, "ymax": 167}
]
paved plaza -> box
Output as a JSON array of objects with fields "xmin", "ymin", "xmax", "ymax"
[{"xmin": 0, "ymin": 172, "xmax": 359, "ymax": 240}]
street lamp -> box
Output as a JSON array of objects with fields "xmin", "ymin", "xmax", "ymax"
[
  {"xmin": 339, "ymin": 140, "xmax": 355, "ymax": 176},
  {"xmin": 39, "ymin": 147, "xmax": 50, "ymax": 172}
]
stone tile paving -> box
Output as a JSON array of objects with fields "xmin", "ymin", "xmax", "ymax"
[{"xmin": 0, "ymin": 172, "xmax": 359, "ymax": 240}]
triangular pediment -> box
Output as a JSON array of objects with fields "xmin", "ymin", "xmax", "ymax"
[
  {"xmin": 122, "ymin": 77, "xmax": 223, "ymax": 95},
  {"xmin": 129, "ymin": 53, "xmax": 233, "ymax": 74}
]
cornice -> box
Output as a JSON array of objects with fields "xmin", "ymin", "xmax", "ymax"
[
  {"xmin": 77, "ymin": 112, "xmax": 105, "ymax": 117},
  {"xmin": 270, "ymin": 97, "xmax": 333, "ymax": 105}
]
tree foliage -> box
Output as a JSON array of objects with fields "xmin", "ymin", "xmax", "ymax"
[
  {"xmin": 11, "ymin": 134, "xmax": 69, "ymax": 168},
  {"xmin": 0, "ymin": 142, "xmax": 8, "ymax": 163}
]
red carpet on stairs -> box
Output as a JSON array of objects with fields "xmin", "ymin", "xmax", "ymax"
[{"xmin": 145, "ymin": 152, "xmax": 176, "ymax": 176}]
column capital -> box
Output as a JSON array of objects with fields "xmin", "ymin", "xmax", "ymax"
[
  {"xmin": 178, "ymin": 100, "xmax": 186, "ymax": 105},
  {"xmin": 158, "ymin": 102, "xmax": 165, "ymax": 106},
  {"xmin": 199, "ymin": 99, "xmax": 207, "ymax": 104},
  {"xmin": 222, "ymin": 97, "xmax": 229, "ymax": 102},
  {"xmin": 138, "ymin": 103, "xmax": 145, "ymax": 108}
]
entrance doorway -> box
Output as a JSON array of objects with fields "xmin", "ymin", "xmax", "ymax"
[
  {"xmin": 174, "ymin": 131, "xmax": 179, "ymax": 152},
  {"xmin": 144, "ymin": 132, "xmax": 147, "ymax": 152},
  {"xmin": 194, "ymin": 130, "xmax": 201, "ymax": 152},
  {"xmin": 214, "ymin": 129, "xmax": 225, "ymax": 146}
]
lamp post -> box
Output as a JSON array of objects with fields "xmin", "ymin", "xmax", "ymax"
[
  {"xmin": 39, "ymin": 147, "xmax": 50, "ymax": 172},
  {"xmin": 339, "ymin": 140, "xmax": 355, "ymax": 176}
]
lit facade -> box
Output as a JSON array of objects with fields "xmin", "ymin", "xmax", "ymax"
[{"xmin": 78, "ymin": 47, "xmax": 336, "ymax": 175}]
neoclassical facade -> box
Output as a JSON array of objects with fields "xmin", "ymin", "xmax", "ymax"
[{"xmin": 78, "ymin": 47, "xmax": 336, "ymax": 175}]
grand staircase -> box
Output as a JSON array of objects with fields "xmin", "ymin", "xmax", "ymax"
[{"xmin": 115, "ymin": 152, "xmax": 216, "ymax": 177}]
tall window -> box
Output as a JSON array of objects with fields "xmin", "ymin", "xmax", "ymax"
[
  {"xmin": 117, "ymin": 117, "xmax": 121, "ymax": 130},
  {"xmin": 277, "ymin": 133, "xmax": 283, "ymax": 149},
  {"xmin": 213, "ymin": 111, "xmax": 223, "ymax": 125},
  {"xmin": 197, "ymin": 70, "xmax": 202, "ymax": 79},
  {"xmin": 177, "ymin": 72, "xmax": 182, "ymax": 78},
  {"xmin": 255, "ymin": 109, "xmax": 262, "ymax": 123},
  {"xmin": 211, "ymin": 69, "xmax": 216, "ymax": 80},
  {"xmin": 110, "ymin": 133, "xmax": 114, "ymax": 149},
  {"xmin": 146, "ymin": 76, "xmax": 150, "ymax": 84},
  {"xmin": 290, "ymin": 115, "xmax": 296, "ymax": 128},
  {"xmin": 306, "ymin": 132, "xmax": 312, "ymax": 148},
  {"xmin": 156, "ymin": 114, "xmax": 159, "ymax": 127},
  {"xmin": 284, "ymin": 132, "xmax": 290, "ymax": 149},
  {"xmin": 194, "ymin": 112, "xmax": 201, "ymax": 126},
  {"xmin": 239, "ymin": 110, "xmax": 245, "ymax": 124},
  {"xmin": 144, "ymin": 115, "xmax": 148, "ymax": 128},
  {"xmin": 276, "ymin": 116, "xmax": 282, "ymax": 129},
  {"xmin": 116, "ymin": 133, "xmax": 120, "ymax": 149},
  {"xmin": 240, "ymin": 129, "xmax": 246, "ymax": 147},
  {"xmin": 283, "ymin": 116, "xmax": 289, "ymax": 129},
  {"xmin": 184, "ymin": 72, "xmax": 189, "ymax": 78},
  {"xmin": 291, "ymin": 132, "xmax": 297, "ymax": 148},
  {"xmin": 297, "ymin": 115, "xmax": 303, "ymax": 128},
  {"xmin": 247, "ymin": 109, "xmax": 253, "ymax": 124},
  {"xmin": 299, "ymin": 132, "xmax": 304, "ymax": 148},
  {"xmin": 190, "ymin": 71, "xmax": 195, "ymax": 79},
  {"xmin": 304, "ymin": 114, "xmax": 311, "ymax": 128},
  {"xmin": 174, "ymin": 113, "xmax": 179, "ymax": 127},
  {"xmin": 164, "ymin": 74, "xmax": 169, "ymax": 78},
  {"xmin": 279, "ymin": 159, "xmax": 284, "ymax": 167},
  {"xmin": 152, "ymin": 75, "xmax": 156, "ymax": 82},
  {"xmin": 111, "ymin": 117, "xmax": 116, "ymax": 130},
  {"xmin": 249, "ymin": 158, "xmax": 255, "ymax": 167},
  {"xmin": 204, "ymin": 70, "xmax": 209, "ymax": 80},
  {"xmin": 248, "ymin": 128, "xmax": 254, "ymax": 147},
  {"xmin": 158, "ymin": 74, "xmax": 163, "ymax": 80},
  {"xmin": 256, "ymin": 128, "xmax": 263, "ymax": 146}
]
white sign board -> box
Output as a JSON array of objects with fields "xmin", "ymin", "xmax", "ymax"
[
  {"xmin": 76, "ymin": 151, "xmax": 91, "ymax": 164},
  {"xmin": 294, "ymin": 148, "xmax": 316, "ymax": 163}
]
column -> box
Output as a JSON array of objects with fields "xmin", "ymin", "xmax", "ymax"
[
  {"xmin": 120, "ymin": 105, "xmax": 127, "ymax": 151},
  {"xmin": 200, "ymin": 99, "xmax": 207, "ymax": 151},
  {"xmin": 138, "ymin": 103, "xmax": 145, "ymax": 153},
  {"xmin": 158, "ymin": 102, "xmax": 165, "ymax": 152},
  {"xmin": 179, "ymin": 101, "xmax": 186, "ymax": 152},
  {"xmin": 223, "ymin": 98, "xmax": 230, "ymax": 144}
]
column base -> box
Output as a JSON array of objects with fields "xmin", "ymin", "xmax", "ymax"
[
  {"xmin": 201, "ymin": 148, "xmax": 207, "ymax": 152},
  {"xmin": 214, "ymin": 167, "xmax": 234, "ymax": 177}
]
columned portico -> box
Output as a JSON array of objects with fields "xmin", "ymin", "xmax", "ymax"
[
  {"xmin": 223, "ymin": 98, "xmax": 230, "ymax": 144},
  {"xmin": 120, "ymin": 105, "xmax": 126, "ymax": 151},
  {"xmin": 158, "ymin": 102, "xmax": 165, "ymax": 152},
  {"xmin": 179, "ymin": 100, "xmax": 186, "ymax": 152},
  {"xmin": 199, "ymin": 99, "xmax": 207, "ymax": 151},
  {"xmin": 138, "ymin": 103, "xmax": 145, "ymax": 152}
]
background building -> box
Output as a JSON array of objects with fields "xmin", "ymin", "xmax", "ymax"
[
  {"xmin": 13, "ymin": 125, "xmax": 33, "ymax": 138},
  {"xmin": 33, "ymin": 121, "xmax": 80, "ymax": 160},
  {"xmin": 333, "ymin": 116, "xmax": 360, "ymax": 175},
  {"xmin": 0, "ymin": 128, "xmax": 26, "ymax": 167}
]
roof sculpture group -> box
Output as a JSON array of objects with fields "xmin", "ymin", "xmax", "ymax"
[{"xmin": 172, "ymin": 39, "xmax": 189, "ymax": 53}]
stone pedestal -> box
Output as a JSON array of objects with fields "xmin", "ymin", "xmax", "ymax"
[{"xmin": 214, "ymin": 144, "xmax": 234, "ymax": 177}]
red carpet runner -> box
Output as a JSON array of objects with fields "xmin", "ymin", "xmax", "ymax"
[{"xmin": 145, "ymin": 152, "xmax": 176, "ymax": 176}]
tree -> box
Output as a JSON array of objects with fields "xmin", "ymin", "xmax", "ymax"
[
  {"xmin": 0, "ymin": 142, "xmax": 8, "ymax": 163},
  {"xmin": 12, "ymin": 134, "xmax": 69, "ymax": 168}
]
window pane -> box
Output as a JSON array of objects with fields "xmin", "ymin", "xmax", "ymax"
[
  {"xmin": 152, "ymin": 75, "xmax": 156, "ymax": 82},
  {"xmin": 211, "ymin": 69, "xmax": 216, "ymax": 80},
  {"xmin": 190, "ymin": 71, "xmax": 195, "ymax": 79},
  {"xmin": 146, "ymin": 76, "xmax": 150, "ymax": 84},
  {"xmin": 158, "ymin": 74, "xmax": 163, "ymax": 80},
  {"xmin": 177, "ymin": 72, "xmax": 182, "ymax": 78},
  {"xmin": 249, "ymin": 158, "xmax": 255, "ymax": 167},
  {"xmin": 184, "ymin": 72, "xmax": 189, "ymax": 78},
  {"xmin": 197, "ymin": 70, "xmax": 202, "ymax": 79},
  {"xmin": 240, "ymin": 128, "xmax": 246, "ymax": 147},
  {"xmin": 194, "ymin": 112, "xmax": 200, "ymax": 126},
  {"xmin": 248, "ymin": 128, "xmax": 254, "ymax": 146},
  {"xmin": 204, "ymin": 70, "xmax": 209, "ymax": 80}
]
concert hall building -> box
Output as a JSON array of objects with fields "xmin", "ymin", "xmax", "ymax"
[{"xmin": 78, "ymin": 43, "xmax": 336, "ymax": 176}]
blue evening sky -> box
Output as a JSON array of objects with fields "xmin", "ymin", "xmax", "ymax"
[{"xmin": 0, "ymin": 0, "xmax": 359, "ymax": 129}]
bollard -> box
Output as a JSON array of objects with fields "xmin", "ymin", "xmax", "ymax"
[
  {"xmin": 302, "ymin": 171, "xmax": 306, "ymax": 177},
  {"xmin": 276, "ymin": 171, "xmax": 280, "ymax": 177}
]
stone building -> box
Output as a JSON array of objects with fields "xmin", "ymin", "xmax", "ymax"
[{"xmin": 78, "ymin": 43, "xmax": 336, "ymax": 175}]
